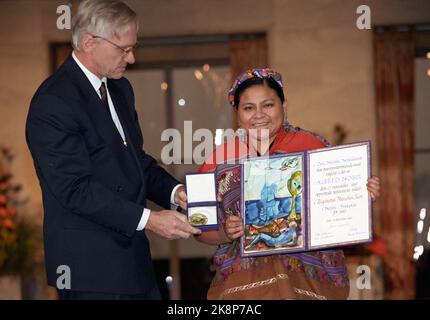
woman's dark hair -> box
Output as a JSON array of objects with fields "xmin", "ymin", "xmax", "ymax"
[{"xmin": 233, "ymin": 77, "xmax": 285, "ymax": 108}]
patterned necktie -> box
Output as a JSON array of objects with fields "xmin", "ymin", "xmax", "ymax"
[{"xmin": 99, "ymin": 82, "xmax": 109, "ymax": 109}]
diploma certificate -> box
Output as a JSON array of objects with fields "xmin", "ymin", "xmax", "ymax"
[
  {"xmin": 241, "ymin": 141, "xmax": 372, "ymax": 257},
  {"xmin": 307, "ymin": 142, "xmax": 372, "ymax": 250}
]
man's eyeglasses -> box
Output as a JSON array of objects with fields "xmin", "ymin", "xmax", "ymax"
[{"xmin": 93, "ymin": 35, "xmax": 139, "ymax": 55}]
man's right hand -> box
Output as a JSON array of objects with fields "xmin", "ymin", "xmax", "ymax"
[{"xmin": 145, "ymin": 210, "xmax": 201, "ymax": 240}]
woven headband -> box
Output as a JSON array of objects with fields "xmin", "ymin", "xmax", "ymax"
[{"xmin": 228, "ymin": 68, "xmax": 283, "ymax": 107}]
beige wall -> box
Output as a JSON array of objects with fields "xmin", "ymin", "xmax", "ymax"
[
  {"xmin": 0, "ymin": 1, "xmax": 71, "ymax": 218},
  {"xmin": 0, "ymin": 0, "xmax": 429, "ymax": 246}
]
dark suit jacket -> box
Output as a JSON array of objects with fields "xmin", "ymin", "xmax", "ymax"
[{"xmin": 26, "ymin": 55, "xmax": 180, "ymax": 294}]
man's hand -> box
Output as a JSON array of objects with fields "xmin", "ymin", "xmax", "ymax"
[
  {"xmin": 146, "ymin": 210, "xmax": 201, "ymax": 240},
  {"xmin": 174, "ymin": 185, "xmax": 187, "ymax": 211}
]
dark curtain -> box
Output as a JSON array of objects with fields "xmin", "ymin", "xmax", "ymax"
[
  {"xmin": 51, "ymin": 43, "xmax": 73, "ymax": 72},
  {"xmin": 228, "ymin": 37, "xmax": 268, "ymax": 129},
  {"xmin": 374, "ymin": 30, "xmax": 416, "ymax": 299}
]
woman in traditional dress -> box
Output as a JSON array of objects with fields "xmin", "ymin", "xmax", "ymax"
[{"xmin": 195, "ymin": 68, "xmax": 381, "ymax": 300}]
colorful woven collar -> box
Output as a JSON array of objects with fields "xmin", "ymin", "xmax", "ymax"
[{"xmin": 228, "ymin": 68, "xmax": 283, "ymax": 107}]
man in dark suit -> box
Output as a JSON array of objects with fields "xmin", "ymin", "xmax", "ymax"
[{"xmin": 26, "ymin": 0, "xmax": 200, "ymax": 299}]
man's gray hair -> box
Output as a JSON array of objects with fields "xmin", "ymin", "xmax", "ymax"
[{"xmin": 72, "ymin": 0, "xmax": 137, "ymax": 50}]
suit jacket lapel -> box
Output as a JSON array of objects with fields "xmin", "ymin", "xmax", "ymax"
[
  {"xmin": 64, "ymin": 56, "xmax": 146, "ymax": 201},
  {"xmin": 106, "ymin": 80, "xmax": 136, "ymax": 148},
  {"xmin": 64, "ymin": 56, "xmax": 122, "ymax": 147},
  {"xmin": 107, "ymin": 80, "xmax": 146, "ymax": 191}
]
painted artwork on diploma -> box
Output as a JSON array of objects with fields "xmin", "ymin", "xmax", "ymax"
[{"xmin": 242, "ymin": 154, "xmax": 306, "ymax": 257}]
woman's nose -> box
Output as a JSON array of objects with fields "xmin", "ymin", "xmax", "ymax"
[{"xmin": 253, "ymin": 107, "xmax": 265, "ymax": 118}]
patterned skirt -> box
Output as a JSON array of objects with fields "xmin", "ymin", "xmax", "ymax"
[{"xmin": 207, "ymin": 242, "xmax": 350, "ymax": 300}]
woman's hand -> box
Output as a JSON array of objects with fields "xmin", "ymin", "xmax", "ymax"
[
  {"xmin": 223, "ymin": 215, "xmax": 244, "ymax": 241},
  {"xmin": 367, "ymin": 176, "xmax": 381, "ymax": 201}
]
